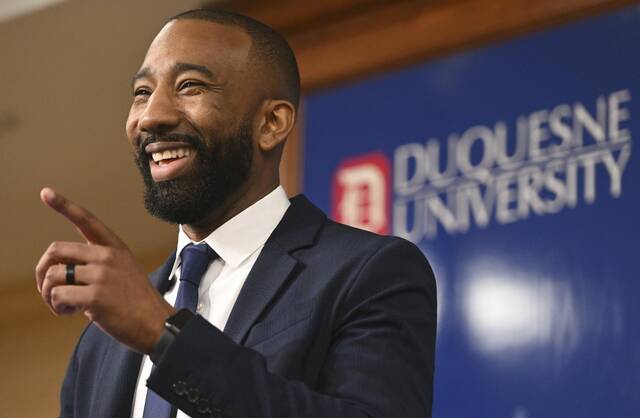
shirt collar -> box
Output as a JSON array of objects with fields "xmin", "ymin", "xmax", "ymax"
[{"xmin": 174, "ymin": 185, "xmax": 290, "ymax": 269}]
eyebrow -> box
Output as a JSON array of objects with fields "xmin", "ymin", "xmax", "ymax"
[
  {"xmin": 131, "ymin": 62, "xmax": 217, "ymax": 89},
  {"xmin": 174, "ymin": 62, "xmax": 215, "ymax": 79},
  {"xmin": 131, "ymin": 68, "xmax": 150, "ymax": 88}
]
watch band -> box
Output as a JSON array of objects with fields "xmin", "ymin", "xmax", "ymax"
[{"xmin": 149, "ymin": 309, "xmax": 195, "ymax": 365}]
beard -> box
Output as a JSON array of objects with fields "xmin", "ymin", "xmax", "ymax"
[{"xmin": 134, "ymin": 119, "xmax": 253, "ymax": 225}]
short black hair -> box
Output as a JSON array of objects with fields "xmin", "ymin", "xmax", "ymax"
[{"xmin": 168, "ymin": 9, "xmax": 300, "ymax": 109}]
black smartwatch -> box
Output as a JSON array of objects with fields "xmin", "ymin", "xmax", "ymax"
[{"xmin": 149, "ymin": 309, "xmax": 195, "ymax": 365}]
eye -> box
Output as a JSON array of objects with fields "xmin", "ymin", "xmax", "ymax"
[
  {"xmin": 133, "ymin": 87, "xmax": 151, "ymax": 97},
  {"xmin": 178, "ymin": 80, "xmax": 205, "ymax": 92}
]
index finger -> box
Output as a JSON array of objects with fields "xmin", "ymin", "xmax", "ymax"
[{"xmin": 40, "ymin": 187, "xmax": 125, "ymax": 248}]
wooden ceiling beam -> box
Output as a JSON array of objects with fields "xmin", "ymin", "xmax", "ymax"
[
  {"xmin": 209, "ymin": 0, "xmax": 394, "ymax": 34},
  {"xmin": 209, "ymin": 0, "xmax": 637, "ymax": 91}
]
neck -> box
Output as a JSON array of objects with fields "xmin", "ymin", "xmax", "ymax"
[{"xmin": 182, "ymin": 181, "xmax": 279, "ymax": 242}]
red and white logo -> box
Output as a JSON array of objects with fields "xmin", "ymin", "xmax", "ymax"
[{"xmin": 332, "ymin": 152, "xmax": 391, "ymax": 234}]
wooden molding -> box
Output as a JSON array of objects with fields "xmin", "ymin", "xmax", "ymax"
[{"xmin": 212, "ymin": 0, "xmax": 638, "ymax": 91}]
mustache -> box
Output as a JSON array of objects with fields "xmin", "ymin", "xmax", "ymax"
[{"xmin": 138, "ymin": 133, "xmax": 204, "ymax": 154}]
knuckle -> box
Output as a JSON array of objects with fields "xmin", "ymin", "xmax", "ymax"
[
  {"xmin": 44, "ymin": 264, "xmax": 59, "ymax": 280},
  {"xmin": 94, "ymin": 267, "xmax": 108, "ymax": 283},
  {"xmin": 50, "ymin": 287, "xmax": 60, "ymax": 303},
  {"xmin": 100, "ymin": 247, "xmax": 116, "ymax": 264},
  {"xmin": 48, "ymin": 241, "xmax": 62, "ymax": 255},
  {"xmin": 43, "ymin": 286, "xmax": 52, "ymax": 304},
  {"xmin": 86, "ymin": 290, "xmax": 96, "ymax": 306},
  {"xmin": 36, "ymin": 253, "xmax": 52, "ymax": 278},
  {"xmin": 88, "ymin": 288, "xmax": 101, "ymax": 306}
]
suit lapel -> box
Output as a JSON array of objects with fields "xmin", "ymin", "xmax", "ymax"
[
  {"xmin": 93, "ymin": 252, "xmax": 177, "ymax": 418},
  {"xmin": 151, "ymin": 250, "xmax": 177, "ymax": 293},
  {"xmin": 223, "ymin": 244, "xmax": 299, "ymax": 344},
  {"xmin": 224, "ymin": 195, "xmax": 326, "ymax": 345}
]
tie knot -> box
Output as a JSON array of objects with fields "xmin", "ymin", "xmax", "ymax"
[{"xmin": 179, "ymin": 243, "xmax": 216, "ymax": 287}]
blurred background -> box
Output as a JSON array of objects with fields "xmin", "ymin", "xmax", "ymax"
[{"xmin": 1, "ymin": 0, "xmax": 638, "ymax": 416}]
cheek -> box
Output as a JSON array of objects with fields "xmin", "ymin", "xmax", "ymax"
[
  {"xmin": 186, "ymin": 96, "xmax": 235, "ymax": 131},
  {"xmin": 187, "ymin": 106, "xmax": 218, "ymax": 128},
  {"xmin": 125, "ymin": 113, "xmax": 138, "ymax": 145}
]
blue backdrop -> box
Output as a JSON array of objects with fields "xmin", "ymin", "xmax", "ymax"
[{"xmin": 304, "ymin": 5, "xmax": 639, "ymax": 418}]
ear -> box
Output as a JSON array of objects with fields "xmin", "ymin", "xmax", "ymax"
[{"xmin": 257, "ymin": 100, "xmax": 296, "ymax": 152}]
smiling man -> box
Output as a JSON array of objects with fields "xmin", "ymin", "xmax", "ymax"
[{"xmin": 36, "ymin": 9, "xmax": 437, "ymax": 418}]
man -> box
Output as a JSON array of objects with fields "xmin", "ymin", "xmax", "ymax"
[{"xmin": 36, "ymin": 9, "xmax": 436, "ymax": 418}]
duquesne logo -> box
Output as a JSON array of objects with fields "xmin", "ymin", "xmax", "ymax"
[{"xmin": 332, "ymin": 152, "xmax": 391, "ymax": 235}]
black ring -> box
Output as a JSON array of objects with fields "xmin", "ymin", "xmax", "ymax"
[{"xmin": 65, "ymin": 264, "xmax": 76, "ymax": 285}]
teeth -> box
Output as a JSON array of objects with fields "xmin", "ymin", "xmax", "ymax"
[{"xmin": 150, "ymin": 147, "xmax": 192, "ymax": 163}]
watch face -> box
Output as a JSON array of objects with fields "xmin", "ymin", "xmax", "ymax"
[{"xmin": 168, "ymin": 308, "xmax": 195, "ymax": 331}]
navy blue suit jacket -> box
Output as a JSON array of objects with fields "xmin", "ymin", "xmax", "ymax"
[{"xmin": 59, "ymin": 195, "xmax": 437, "ymax": 418}]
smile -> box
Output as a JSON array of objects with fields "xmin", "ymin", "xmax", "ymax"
[
  {"xmin": 152, "ymin": 147, "xmax": 192, "ymax": 164},
  {"xmin": 144, "ymin": 141, "xmax": 196, "ymax": 181}
]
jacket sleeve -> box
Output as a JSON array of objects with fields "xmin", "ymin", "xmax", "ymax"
[{"xmin": 147, "ymin": 238, "xmax": 437, "ymax": 418}]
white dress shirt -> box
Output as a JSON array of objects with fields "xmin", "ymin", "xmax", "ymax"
[{"xmin": 131, "ymin": 186, "xmax": 290, "ymax": 418}]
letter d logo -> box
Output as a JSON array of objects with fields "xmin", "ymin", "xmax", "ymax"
[{"xmin": 332, "ymin": 152, "xmax": 391, "ymax": 234}]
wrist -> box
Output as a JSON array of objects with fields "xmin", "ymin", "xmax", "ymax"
[
  {"xmin": 144, "ymin": 300, "xmax": 176, "ymax": 352},
  {"xmin": 149, "ymin": 308, "xmax": 195, "ymax": 364}
]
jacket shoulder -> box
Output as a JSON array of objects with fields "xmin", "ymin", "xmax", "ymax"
[{"xmin": 316, "ymin": 217, "xmax": 428, "ymax": 263}]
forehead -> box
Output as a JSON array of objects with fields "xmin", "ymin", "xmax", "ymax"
[{"xmin": 140, "ymin": 19, "xmax": 252, "ymax": 77}]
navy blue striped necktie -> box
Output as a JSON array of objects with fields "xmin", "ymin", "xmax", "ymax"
[{"xmin": 142, "ymin": 243, "xmax": 216, "ymax": 418}]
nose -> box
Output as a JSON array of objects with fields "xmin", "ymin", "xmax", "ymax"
[{"xmin": 137, "ymin": 87, "xmax": 181, "ymax": 134}]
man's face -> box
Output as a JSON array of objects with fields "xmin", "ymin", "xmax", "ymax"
[{"xmin": 126, "ymin": 20, "xmax": 257, "ymax": 224}]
